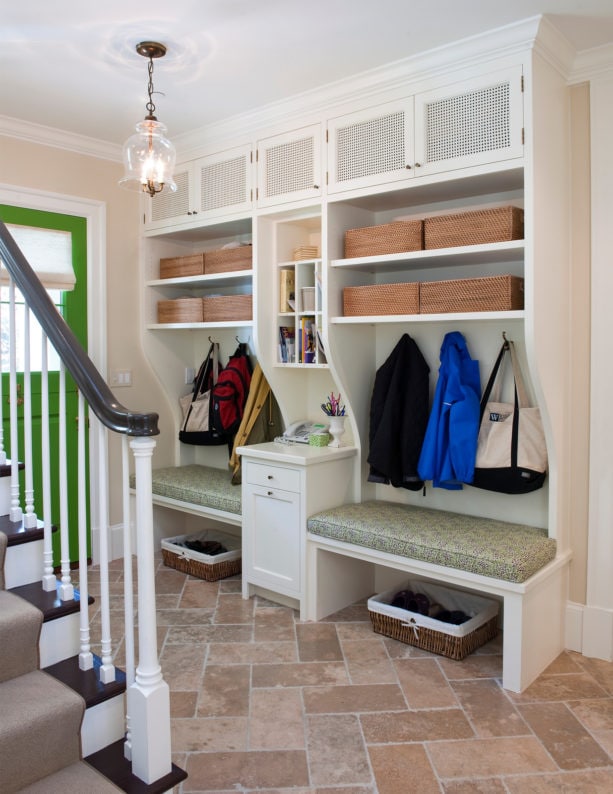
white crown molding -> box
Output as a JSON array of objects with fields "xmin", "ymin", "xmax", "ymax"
[
  {"xmin": 0, "ymin": 114, "xmax": 122, "ymax": 163},
  {"xmin": 571, "ymin": 43, "xmax": 613, "ymax": 83},
  {"xmin": 175, "ymin": 15, "xmax": 543, "ymax": 160},
  {"xmin": 531, "ymin": 15, "xmax": 577, "ymax": 79}
]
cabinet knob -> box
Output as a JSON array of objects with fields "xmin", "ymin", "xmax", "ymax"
[
  {"xmin": 267, "ymin": 474, "xmax": 273, "ymax": 480},
  {"xmin": 405, "ymin": 164, "xmax": 412, "ymax": 170},
  {"xmin": 313, "ymin": 184, "xmax": 319, "ymax": 190},
  {"xmin": 267, "ymin": 490, "xmax": 273, "ymax": 496},
  {"xmin": 414, "ymin": 162, "xmax": 422, "ymax": 168}
]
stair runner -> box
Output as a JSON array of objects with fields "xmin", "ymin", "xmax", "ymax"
[{"xmin": 0, "ymin": 530, "xmax": 122, "ymax": 793}]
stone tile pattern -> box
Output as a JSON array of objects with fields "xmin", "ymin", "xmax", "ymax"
[{"xmin": 90, "ymin": 556, "xmax": 613, "ymax": 794}]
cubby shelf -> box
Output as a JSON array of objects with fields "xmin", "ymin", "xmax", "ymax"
[
  {"xmin": 146, "ymin": 270, "xmax": 254, "ymax": 289},
  {"xmin": 331, "ymin": 310, "xmax": 525, "ymax": 325},
  {"xmin": 331, "ymin": 240, "xmax": 524, "ymax": 273}
]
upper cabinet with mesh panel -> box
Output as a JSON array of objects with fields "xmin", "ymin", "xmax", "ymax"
[
  {"xmin": 256, "ymin": 125, "xmax": 322, "ymax": 208},
  {"xmin": 144, "ymin": 143, "xmax": 254, "ymax": 232},
  {"xmin": 328, "ymin": 67, "xmax": 523, "ymax": 195}
]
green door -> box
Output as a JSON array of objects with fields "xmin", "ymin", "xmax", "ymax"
[{"xmin": 0, "ymin": 205, "xmax": 88, "ymax": 566}]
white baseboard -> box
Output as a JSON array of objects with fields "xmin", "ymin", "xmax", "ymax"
[
  {"xmin": 582, "ymin": 603, "xmax": 613, "ymax": 661},
  {"xmin": 566, "ymin": 600, "xmax": 613, "ymax": 661},
  {"xmin": 91, "ymin": 522, "xmax": 127, "ymax": 565},
  {"xmin": 565, "ymin": 601, "xmax": 584, "ymax": 652}
]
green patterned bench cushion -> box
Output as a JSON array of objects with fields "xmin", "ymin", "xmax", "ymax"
[
  {"xmin": 307, "ymin": 501, "xmax": 556, "ymax": 584},
  {"xmin": 144, "ymin": 465, "xmax": 241, "ymax": 515}
]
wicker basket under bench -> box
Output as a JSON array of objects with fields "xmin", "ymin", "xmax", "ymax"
[{"xmin": 305, "ymin": 500, "xmax": 571, "ymax": 693}]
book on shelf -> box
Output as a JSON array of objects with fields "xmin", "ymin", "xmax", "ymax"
[
  {"xmin": 300, "ymin": 316, "xmax": 316, "ymax": 364},
  {"xmin": 279, "ymin": 269, "xmax": 295, "ymax": 312},
  {"xmin": 278, "ymin": 325, "xmax": 295, "ymax": 363}
]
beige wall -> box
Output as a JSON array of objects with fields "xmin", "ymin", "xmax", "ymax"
[{"xmin": 0, "ymin": 136, "xmax": 175, "ymax": 524}]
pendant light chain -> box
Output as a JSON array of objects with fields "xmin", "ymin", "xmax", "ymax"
[
  {"xmin": 119, "ymin": 40, "xmax": 177, "ymax": 197},
  {"xmin": 145, "ymin": 56, "xmax": 157, "ymax": 120}
]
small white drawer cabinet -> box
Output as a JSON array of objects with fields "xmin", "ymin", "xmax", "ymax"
[{"xmin": 237, "ymin": 441, "xmax": 356, "ymax": 617}]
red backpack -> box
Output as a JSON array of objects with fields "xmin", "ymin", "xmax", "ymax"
[{"xmin": 211, "ymin": 343, "xmax": 252, "ymax": 437}]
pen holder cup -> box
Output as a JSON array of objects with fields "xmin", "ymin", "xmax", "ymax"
[{"xmin": 328, "ymin": 415, "xmax": 346, "ymax": 448}]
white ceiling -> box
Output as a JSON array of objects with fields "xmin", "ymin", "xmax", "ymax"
[{"xmin": 2, "ymin": 0, "xmax": 613, "ymax": 149}]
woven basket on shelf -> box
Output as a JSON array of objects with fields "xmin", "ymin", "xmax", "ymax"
[
  {"xmin": 420, "ymin": 275, "xmax": 524, "ymax": 314},
  {"xmin": 161, "ymin": 530, "xmax": 242, "ymax": 582},
  {"xmin": 424, "ymin": 206, "xmax": 524, "ymax": 250},
  {"xmin": 159, "ymin": 253, "xmax": 204, "ymax": 279},
  {"xmin": 204, "ymin": 245, "xmax": 252, "ymax": 274},
  {"xmin": 157, "ymin": 298, "xmax": 204, "ymax": 323},
  {"xmin": 202, "ymin": 294, "xmax": 252, "ymax": 322},
  {"xmin": 161, "ymin": 548, "xmax": 242, "ymax": 582},
  {"xmin": 343, "ymin": 282, "xmax": 419, "ymax": 316},
  {"xmin": 369, "ymin": 611, "xmax": 499, "ymax": 660},
  {"xmin": 344, "ymin": 220, "xmax": 423, "ymax": 258},
  {"xmin": 368, "ymin": 581, "xmax": 499, "ymax": 660},
  {"xmin": 293, "ymin": 245, "xmax": 319, "ymax": 261}
]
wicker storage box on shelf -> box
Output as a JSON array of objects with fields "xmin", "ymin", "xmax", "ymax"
[
  {"xmin": 420, "ymin": 275, "xmax": 524, "ymax": 314},
  {"xmin": 343, "ymin": 282, "xmax": 419, "ymax": 316},
  {"xmin": 424, "ymin": 206, "xmax": 524, "ymax": 250},
  {"xmin": 344, "ymin": 220, "xmax": 423, "ymax": 258},
  {"xmin": 202, "ymin": 294, "xmax": 252, "ymax": 322},
  {"xmin": 159, "ymin": 253, "xmax": 204, "ymax": 279},
  {"xmin": 368, "ymin": 580, "xmax": 499, "ymax": 660},
  {"xmin": 161, "ymin": 530, "xmax": 241, "ymax": 581},
  {"xmin": 157, "ymin": 298, "xmax": 204, "ymax": 324},
  {"xmin": 204, "ymin": 245, "xmax": 252, "ymax": 275}
]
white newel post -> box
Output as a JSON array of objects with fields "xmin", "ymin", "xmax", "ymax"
[{"xmin": 128, "ymin": 436, "xmax": 172, "ymax": 784}]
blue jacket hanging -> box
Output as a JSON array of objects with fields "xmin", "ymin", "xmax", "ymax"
[{"xmin": 417, "ymin": 331, "xmax": 481, "ymax": 490}]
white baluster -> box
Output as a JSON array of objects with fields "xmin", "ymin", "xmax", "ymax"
[
  {"xmin": 8, "ymin": 279, "xmax": 22, "ymax": 523},
  {"xmin": 22, "ymin": 302, "xmax": 37, "ymax": 529},
  {"xmin": 128, "ymin": 436, "xmax": 171, "ymax": 785},
  {"xmin": 122, "ymin": 434, "xmax": 136, "ymax": 761},
  {"xmin": 40, "ymin": 332, "xmax": 55, "ymax": 591},
  {"xmin": 58, "ymin": 362, "xmax": 73, "ymax": 601},
  {"xmin": 78, "ymin": 392, "xmax": 93, "ymax": 671},
  {"xmin": 96, "ymin": 417, "xmax": 115, "ymax": 684}
]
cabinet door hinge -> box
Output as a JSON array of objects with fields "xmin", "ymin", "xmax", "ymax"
[
  {"xmin": 256, "ymin": 187, "xmax": 259, "ymax": 200},
  {"xmin": 326, "ymin": 171, "xmax": 329, "ymax": 185},
  {"xmin": 255, "ymin": 149, "xmax": 259, "ymax": 162},
  {"xmin": 143, "ymin": 213, "xmax": 146, "ymax": 225},
  {"xmin": 521, "ymin": 128, "xmax": 525, "ymax": 145},
  {"xmin": 521, "ymin": 75, "xmax": 524, "ymax": 93},
  {"xmin": 250, "ymin": 151, "xmax": 253, "ymax": 163},
  {"xmin": 326, "ymin": 129, "xmax": 329, "ymax": 143}
]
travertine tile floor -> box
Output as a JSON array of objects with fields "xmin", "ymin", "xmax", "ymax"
[{"xmin": 93, "ymin": 557, "xmax": 613, "ymax": 793}]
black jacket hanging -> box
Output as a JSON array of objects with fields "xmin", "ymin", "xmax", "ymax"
[{"xmin": 368, "ymin": 333, "xmax": 430, "ymax": 491}]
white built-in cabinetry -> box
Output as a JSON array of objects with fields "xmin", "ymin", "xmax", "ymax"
[
  {"xmin": 327, "ymin": 67, "xmax": 523, "ymax": 194},
  {"xmin": 256, "ymin": 124, "xmax": 322, "ymax": 207},
  {"xmin": 140, "ymin": 33, "xmax": 573, "ymax": 564},
  {"xmin": 145, "ymin": 144, "xmax": 253, "ymax": 231},
  {"xmin": 239, "ymin": 442, "xmax": 356, "ymax": 614}
]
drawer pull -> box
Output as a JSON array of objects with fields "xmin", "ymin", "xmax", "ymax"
[
  {"xmin": 267, "ymin": 490, "xmax": 273, "ymax": 496},
  {"xmin": 267, "ymin": 474, "xmax": 273, "ymax": 480}
]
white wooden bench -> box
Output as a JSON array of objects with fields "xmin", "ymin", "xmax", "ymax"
[{"xmin": 305, "ymin": 500, "xmax": 572, "ymax": 693}]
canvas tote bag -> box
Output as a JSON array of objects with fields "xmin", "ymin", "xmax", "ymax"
[
  {"xmin": 471, "ymin": 338, "xmax": 547, "ymax": 494},
  {"xmin": 179, "ymin": 342, "xmax": 227, "ymax": 446}
]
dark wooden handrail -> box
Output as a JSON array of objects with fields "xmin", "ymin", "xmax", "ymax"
[{"xmin": 0, "ymin": 220, "xmax": 159, "ymax": 436}]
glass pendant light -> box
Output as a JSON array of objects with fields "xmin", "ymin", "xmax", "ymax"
[{"xmin": 119, "ymin": 42, "xmax": 177, "ymax": 197}]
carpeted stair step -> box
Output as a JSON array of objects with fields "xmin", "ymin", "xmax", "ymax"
[
  {"xmin": 0, "ymin": 589, "xmax": 42, "ymax": 682},
  {"xmin": 0, "ymin": 669, "xmax": 85, "ymax": 792},
  {"xmin": 17, "ymin": 760, "xmax": 123, "ymax": 792}
]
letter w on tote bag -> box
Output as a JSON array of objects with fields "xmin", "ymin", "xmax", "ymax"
[{"xmin": 471, "ymin": 338, "xmax": 547, "ymax": 494}]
